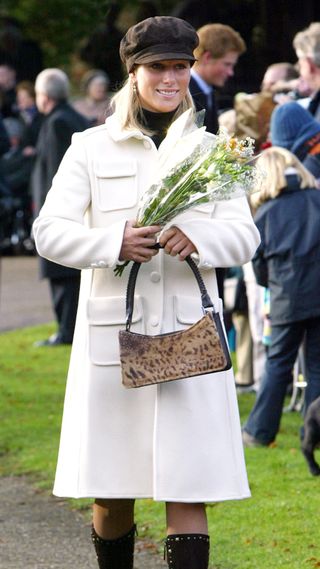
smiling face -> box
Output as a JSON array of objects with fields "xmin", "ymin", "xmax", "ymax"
[{"xmin": 131, "ymin": 60, "xmax": 191, "ymax": 113}]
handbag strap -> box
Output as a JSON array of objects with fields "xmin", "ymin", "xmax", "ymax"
[{"xmin": 125, "ymin": 247, "xmax": 216, "ymax": 331}]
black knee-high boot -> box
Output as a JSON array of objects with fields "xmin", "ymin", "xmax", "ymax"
[
  {"xmin": 91, "ymin": 524, "xmax": 136, "ymax": 569},
  {"xmin": 164, "ymin": 533, "xmax": 210, "ymax": 569}
]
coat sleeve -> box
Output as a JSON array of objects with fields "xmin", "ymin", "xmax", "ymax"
[
  {"xmin": 32, "ymin": 133, "xmax": 126, "ymax": 270},
  {"xmin": 251, "ymin": 245, "xmax": 268, "ymax": 288},
  {"xmin": 172, "ymin": 197, "xmax": 261, "ymax": 269},
  {"xmin": 251, "ymin": 212, "xmax": 268, "ymax": 287}
]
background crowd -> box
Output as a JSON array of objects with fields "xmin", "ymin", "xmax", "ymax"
[{"xmin": 1, "ymin": 3, "xmax": 320, "ymax": 457}]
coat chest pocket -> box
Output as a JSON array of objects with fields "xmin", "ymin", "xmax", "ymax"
[
  {"xmin": 94, "ymin": 160, "xmax": 138, "ymax": 211},
  {"xmin": 174, "ymin": 295, "xmax": 223, "ymax": 330},
  {"xmin": 174, "ymin": 296, "xmax": 204, "ymax": 331},
  {"xmin": 87, "ymin": 296, "xmax": 144, "ymax": 365}
]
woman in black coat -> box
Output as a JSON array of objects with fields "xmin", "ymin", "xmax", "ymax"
[{"xmin": 243, "ymin": 146, "xmax": 320, "ymax": 446}]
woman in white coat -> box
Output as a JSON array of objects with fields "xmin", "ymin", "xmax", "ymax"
[{"xmin": 33, "ymin": 16, "xmax": 260, "ymax": 569}]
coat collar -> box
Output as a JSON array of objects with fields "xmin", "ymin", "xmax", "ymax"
[
  {"xmin": 105, "ymin": 113, "xmax": 145, "ymax": 143},
  {"xmin": 105, "ymin": 108, "xmax": 197, "ymax": 144},
  {"xmin": 46, "ymin": 100, "xmax": 69, "ymax": 118}
]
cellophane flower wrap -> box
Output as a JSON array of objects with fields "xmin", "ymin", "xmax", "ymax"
[{"xmin": 114, "ymin": 110, "xmax": 261, "ymax": 276}]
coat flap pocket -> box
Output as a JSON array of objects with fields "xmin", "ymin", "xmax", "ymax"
[
  {"xmin": 174, "ymin": 295, "xmax": 223, "ymax": 324},
  {"xmin": 87, "ymin": 296, "xmax": 143, "ymax": 325},
  {"xmin": 94, "ymin": 161, "xmax": 137, "ymax": 178},
  {"xmin": 174, "ymin": 295, "xmax": 203, "ymax": 324}
]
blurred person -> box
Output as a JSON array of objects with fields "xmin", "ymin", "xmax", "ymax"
[
  {"xmin": 16, "ymin": 80, "xmax": 43, "ymax": 150},
  {"xmin": 293, "ymin": 22, "xmax": 320, "ymax": 121},
  {"xmin": 270, "ymin": 101, "xmax": 320, "ymax": 180},
  {"xmin": 225, "ymin": 267, "xmax": 255, "ymax": 393},
  {"xmin": 190, "ymin": 23, "xmax": 245, "ymax": 300},
  {"xmin": 33, "ymin": 16, "xmax": 260, "ymax": 569},
  {"xmin": 234, "ymin": 61, "xmax": 295, "ymax": 383},
  {"xmin": 72, "ymin": 69, "xmax": 111, "ymax": 126},
  {"xmin": 219, "ymin": 61, "xmax": 300, "ymax": 152},
  {"xmin": 32, "ymin": 68, "xmax": 89, "ymax": 346},
  {"xmin": 261, "ymin": 63, "xmax": 313, "ymax": 108},
  {"xmin": 0, "ymin": 63, "xmax": 17, "ymax": 118},
  {"xmin": 219, "ymin": 62, "xmax": 301, "ymax": 392},
  {"xmin": 262, "ymin": 63, "xmax": 311, "ymax": 105},
  {"xmin": 0, "ymin": 117, "xmax": 35, "ymax": 252},
  {"xmin": 261, "ymin": 62, "xmax": 299, "ymax": 93},
  {"xmin": 242, "ymin": 261, "xmax": 266, "ymax": 391},
  {"xmin": 0, "ymin": 115, "xmax": 12, "ymax": 245},
  {"xmin": 0, "ymin": 176, "xmax": 12, "ymax": 246},
  {"xmin": 242, "ymin": 147, "xmax": 320, "ymax": 447},
  {"xmin": 190, "ymin": 23, "xmax": 246, "ymax": 135},
  {"xmin": 1, "ymin": 117, "xmax": 34, "ymax": 194}
]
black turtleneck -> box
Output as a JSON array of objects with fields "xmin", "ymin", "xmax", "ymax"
[{"xmin": 139, "ymin": 108, "xmax": 177, "ymax": 148}]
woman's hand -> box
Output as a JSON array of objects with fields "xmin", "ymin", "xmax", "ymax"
[
  {"xmin": 119, "ymin": 220, "xmax": 161, "ymax": 263},
  {"xmin": 159, "ymin": 227, "xmax": 197, "ymax": 260}
]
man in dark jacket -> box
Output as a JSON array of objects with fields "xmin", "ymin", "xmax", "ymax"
[
  {"xmin": 189, "ymin": 24, "xmax": 246, "ymax": 303},
  {"xmin": 32, "ymin": 68, "xmax": 89, "ymax": 346},
  {"xmin": 189, "ymin": 23, "xmax": 246, "ymax": 135}
]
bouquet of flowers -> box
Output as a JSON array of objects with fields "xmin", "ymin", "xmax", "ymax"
[{"xmin": 114, "ymin": 117, "xmax": 260, "ymax": 277}]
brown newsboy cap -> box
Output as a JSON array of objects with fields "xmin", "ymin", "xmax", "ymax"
[{"xmin": 120, "ymin": 16, "xmax": 199, "ymax": 72}]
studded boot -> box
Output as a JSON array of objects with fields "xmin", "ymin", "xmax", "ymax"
[
  {"xmin": 164, "ymin": 533, "xmax": 210, "ymax": 569},
  {"xmin": 91, "ymin": 524, "xmax": 136, "ymax": 569}
]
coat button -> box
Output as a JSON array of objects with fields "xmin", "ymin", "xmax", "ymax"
[
  {"xmin": 150, "ymin": 271, "xmax": 161, "ymax": 283},
  {"xmin": 150, "ymin": 315, "xmax": 159, "ymax": 326}
]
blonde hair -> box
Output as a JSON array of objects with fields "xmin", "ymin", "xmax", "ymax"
[
  {"xmin": 110, "ymin": 77, "xmax": 195, "ymax": 136},
  {"xmin": 194, "ymin": 24, "xmax": 246, "ymax": 60},
  {"xmin": 293, "ymin": 23, "xmax": 320, "ymax": 67},
  {"xmin": 250, "ymin": 146, "xmax": 317, "ymax": 210}
]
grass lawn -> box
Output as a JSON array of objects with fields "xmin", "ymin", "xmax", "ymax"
[{"xmin": 1, "ymin": 324, "xmax": 320, "ymax": 568}]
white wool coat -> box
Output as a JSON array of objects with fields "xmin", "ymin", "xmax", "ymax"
[{"xmin": 33, "ymin": 111, "xmax": 260, "ymax": 501}]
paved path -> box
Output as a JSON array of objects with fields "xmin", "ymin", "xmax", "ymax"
[
  {"xmin": 0, "ymin": 256, "xmax": 167, "ymax": 568},
  {"xmin": 0, "ymin": 255, "xmax": 53, "ymax": 332},
  {"xmin": 0, "ymin": 477, "xmax": 166, "ymax": 569}
]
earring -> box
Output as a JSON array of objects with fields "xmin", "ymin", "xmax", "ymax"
[{"xmin": 133, "ymin": 83, "xmax": 137, "ymax": 94}]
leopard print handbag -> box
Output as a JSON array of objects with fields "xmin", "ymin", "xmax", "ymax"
[{"xmin": 119, "ymin": 256, "xmax": 232, "ymax": 388}]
